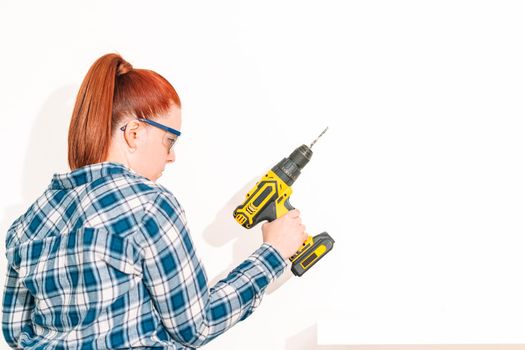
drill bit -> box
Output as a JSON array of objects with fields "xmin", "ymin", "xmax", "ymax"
[{"xmin": 310, "ymin": 127, "xmax": 329, "ymax": 149}]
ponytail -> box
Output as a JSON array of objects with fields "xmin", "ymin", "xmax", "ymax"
[{"xmin": 67, "ymin": 53, "xmax": 180, "ymax": 170}]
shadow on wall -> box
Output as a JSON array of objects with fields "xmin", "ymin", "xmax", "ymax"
[
  {"xmin": 21, "ymin": 86, "xmax": 75, "ymax": 199},
  {"xmin": 202, "ymin": 177, "xmax": 293, "ymax": 294},
  {"xmin": 285, "ymin": 324, "xmax": 525, "ymax": 350},
  {"xmin": 1, "ymin": 85, "xmax": 75, "ymax": 253}
]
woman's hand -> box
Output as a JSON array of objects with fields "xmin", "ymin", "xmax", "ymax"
[{"xmin": 262, "ymin": 209, "xmax": 307, "ymax": 260}]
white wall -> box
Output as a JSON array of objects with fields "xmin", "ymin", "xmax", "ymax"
[{"xmin": 1, "ymin": 1, "xmax": 524, "ymax": 349}]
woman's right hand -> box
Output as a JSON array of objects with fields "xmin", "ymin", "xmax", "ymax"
[{"xmin": 262, "ymin": 209, "xmax": 308, "ymax": 260}]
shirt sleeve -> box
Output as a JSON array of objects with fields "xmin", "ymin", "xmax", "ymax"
[
  {"xmin": 2, "ymin": 260, "xmax": 35, "ymax": 349},
  {"xmin": 138, "ymin": 191, "xmax": 287, "ymax": 348}
]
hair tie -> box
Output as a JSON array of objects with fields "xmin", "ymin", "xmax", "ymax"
[{"xmin": 117, "ymin": 60, "xmax": 133, "ymax": 76}]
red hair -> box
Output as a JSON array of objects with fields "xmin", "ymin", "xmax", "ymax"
[{"xmin": 67, "ymin": 53, "xmax": 181, "ymax": 170}]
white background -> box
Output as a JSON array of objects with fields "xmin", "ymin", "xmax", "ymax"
[{"xmin": 1, "ymin": 1, "xmax": 524, "ymax": 349}]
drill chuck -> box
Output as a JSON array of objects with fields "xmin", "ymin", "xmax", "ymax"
[
  {"xmin": 289, "ymin": 144, "xmax": 313, "ymax": 169},
  {"xmin": 271, "ymin": 144, "xmax": 313, "ymax": 186}
]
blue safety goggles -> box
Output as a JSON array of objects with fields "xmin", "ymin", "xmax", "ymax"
[
  {"xmin": 137, "ymin": 117, "xmax": 181, "ymax": 136},
  {"xmin": 120, "ymin": 117, "xmax": 181, "ymax": 154}
]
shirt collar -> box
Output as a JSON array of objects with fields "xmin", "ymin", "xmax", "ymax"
[{"xmin": 48, "ymin": 161, "xmax": 143, "ymax": 190}]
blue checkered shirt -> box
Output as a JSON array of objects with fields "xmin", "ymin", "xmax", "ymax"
[{"xmin": 2, "ymin": 162, "xmax": 286, "ymax": 349}]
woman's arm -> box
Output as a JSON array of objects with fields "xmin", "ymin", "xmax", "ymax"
[{"xmin": 139, "ymin": 191, "xmax": 286, "ymax": 348}]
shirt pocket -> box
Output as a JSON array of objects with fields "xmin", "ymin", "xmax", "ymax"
[{"xmin": 6, "ymin": 226, "xmax": 143, "ymax": 331}]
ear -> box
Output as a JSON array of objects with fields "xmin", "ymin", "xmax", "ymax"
[{"xmin": 122, "ymin": 120, "xmax": 146, "ymax": 149}]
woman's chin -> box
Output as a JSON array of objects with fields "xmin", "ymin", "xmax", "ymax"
[
  {"xmin": 147, "ymin": 173, "xmax": 161, "ymax": 182},
  {"xmin": 148, "ymin": 170, "xmax": 164, "ymax": 182}
]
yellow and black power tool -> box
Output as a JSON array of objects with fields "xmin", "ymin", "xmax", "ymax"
[{"xmin": 233, "ymin": 128, "xmax": 335, "ymax": 276}]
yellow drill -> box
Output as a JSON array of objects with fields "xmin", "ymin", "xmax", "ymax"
[{"xmin": 233, "ymin": 128, "xmax": 335, "ymax": 276}]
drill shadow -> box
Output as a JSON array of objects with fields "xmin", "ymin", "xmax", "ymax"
[{"xmin": 202, "ymin": 177, "xmax": 293, "ymax": 293}]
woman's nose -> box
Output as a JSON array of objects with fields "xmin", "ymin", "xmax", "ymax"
[{"xmin": 167, "ymin": 150, "xmax": 176, "ymax": 163}]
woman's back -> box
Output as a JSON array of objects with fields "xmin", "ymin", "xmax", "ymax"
[{"xmin": 4, "ymin": 162, "xmax": 188, "ymax": 349}]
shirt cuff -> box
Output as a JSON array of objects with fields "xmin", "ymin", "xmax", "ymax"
[{"xmin": 247, "ymin": 243, "xmax": 287, "ymax": 282}]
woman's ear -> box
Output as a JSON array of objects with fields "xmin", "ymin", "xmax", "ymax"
[{"xmin": 123, "ymin": 120, "xmax": 143, "ymax": 150}]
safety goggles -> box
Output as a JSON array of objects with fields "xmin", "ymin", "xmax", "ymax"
[{"xmin": 120, "ymin": 117, "xmax": 181, "ymax": 154}]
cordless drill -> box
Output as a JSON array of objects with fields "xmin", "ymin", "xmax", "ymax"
[{"xmin": 233, "ymin": 128, "xmax": 335, "ymax": 276}]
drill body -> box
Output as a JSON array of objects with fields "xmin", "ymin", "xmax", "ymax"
[{"xmin": 234, "ymin": 144, "xmax": 334, "ymax": 276}]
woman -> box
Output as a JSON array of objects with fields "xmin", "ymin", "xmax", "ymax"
[{"xmin": 2, "ymin": 53, "xmax": 307, "ymax": 349}]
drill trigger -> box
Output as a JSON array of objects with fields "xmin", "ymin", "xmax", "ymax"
[{"xmin": 284, "ymin": 198, "xmax": 295, "ymax": 211}]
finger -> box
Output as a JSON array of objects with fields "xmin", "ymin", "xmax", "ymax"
[{"xmin": 289, "ymin": 209, "xmax": 300, "ymax": 217}]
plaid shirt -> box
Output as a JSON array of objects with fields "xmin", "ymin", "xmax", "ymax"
[{"xmin": 2, "ymin": 162, "xmax": 286, "ymax": 349}]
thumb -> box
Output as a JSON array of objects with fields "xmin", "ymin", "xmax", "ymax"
[{"xmin": 288, "ymin": 209, "xmax": 300, "ymax": 217}]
